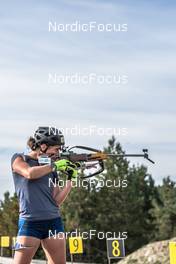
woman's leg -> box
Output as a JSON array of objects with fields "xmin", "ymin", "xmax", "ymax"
[
  {"xmin": 41, "ymin": 232, "xmax": 66, "ymax": 264},
  {"xmin": 13, "ymin": 236, "xmax": 41, "ymax": 264}
]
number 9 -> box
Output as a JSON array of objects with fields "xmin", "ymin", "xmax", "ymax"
[{"xmin": 73, "ymin": 239, "xmax": 79, "ymax": 252}]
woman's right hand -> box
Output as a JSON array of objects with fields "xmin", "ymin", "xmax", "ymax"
[{"xmin": 54, "ymin": 159, "xmax": 79, "ymax": 180}]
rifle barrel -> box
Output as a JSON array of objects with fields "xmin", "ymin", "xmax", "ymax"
[{"xmin": 107, "ymin": 154, "xmax": 145, "ymax": 157}]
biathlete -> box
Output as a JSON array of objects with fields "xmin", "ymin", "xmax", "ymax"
[{"xmin": 11, "ymin": 126, "xmax": 79, "ymax": 264}]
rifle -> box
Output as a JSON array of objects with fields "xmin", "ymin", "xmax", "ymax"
[{"xmin": 57, "ymin": 146, "xmax": 155, "ymax": 179}]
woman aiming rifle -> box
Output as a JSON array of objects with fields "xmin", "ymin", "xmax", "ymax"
[{"xmin": 11, "ymin": 127, "xmax": 78, "ymax": 264}]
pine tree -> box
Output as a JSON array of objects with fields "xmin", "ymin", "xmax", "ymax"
[
  {"xmin": 0, "ymin": 191, "xmax": 19, "ymax": 236},
  {"xmin": 151, "ymin": 176, "xmax": 176, "ymax": 240}
]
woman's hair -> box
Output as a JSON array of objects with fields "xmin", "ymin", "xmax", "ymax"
[{"xmin": 27, "ymin": 137, "xmax": 38, "ymax": 150}]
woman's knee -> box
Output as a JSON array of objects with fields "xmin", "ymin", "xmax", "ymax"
[
  {"xmin": 13, "ymin": 236, "xmax": 40, "ymax": 264},
  {"xmin": 13, "ymin": 247, "xmax": 37, "ymax": 264}
]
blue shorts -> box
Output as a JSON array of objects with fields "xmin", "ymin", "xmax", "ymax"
[{"xmin": 17, "ymin": 217, "xmax": 64, "ymax": 240}]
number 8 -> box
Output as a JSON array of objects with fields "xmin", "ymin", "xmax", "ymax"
[{"xmin": 112, "ymin": 240, "xmax": 120, "ymax": 257}]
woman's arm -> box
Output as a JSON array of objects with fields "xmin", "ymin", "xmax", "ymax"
[
  {"xmin": 12, "ymin": 156, "xmax": 53, "ymax": 180},
  {"xmin": 53, "ymin": 181, "xmax": 72, "ymax": 206}
]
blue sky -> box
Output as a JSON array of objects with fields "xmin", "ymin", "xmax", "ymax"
[{"xmin": 0, "ymin": 0, "xmax": 176, "ymax": 199}]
